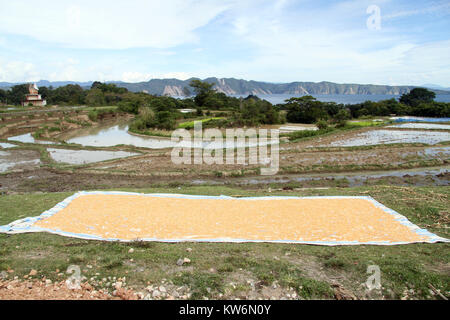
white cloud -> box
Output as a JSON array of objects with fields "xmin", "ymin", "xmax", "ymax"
[
  {"xmin": 120, "ymin": 71, "xmax": 192, "ymax": 82},
  {"xmin": 121, "ymin": 72, "xmax": 152, "ymax": 83},
  {"xmin": 384, "ymin": 2, "xmax": 450, "ymax": 20},
  {"xmin": 159, "ymin": 72, "xmax": 192, "ymax": 80},
  {"xmin": 210, "ymin": 1, "xmax": 450, "ymax": 85},
  {"xmin": 0, "ymin": 60, "xmax": 39, "ymax": 82},
  {"xmin": 0, "ymin": 0, "xmax": 230, "ymax": 49}
]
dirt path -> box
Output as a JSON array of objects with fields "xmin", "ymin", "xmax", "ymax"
[{"xmin": 0, "ymin": 279, "xmax": 137, "ymax": 300}]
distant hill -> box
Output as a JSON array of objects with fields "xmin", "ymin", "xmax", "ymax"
[{"xmin": 1, "ymin": 78, "xmax": 449, "ymax": 96}]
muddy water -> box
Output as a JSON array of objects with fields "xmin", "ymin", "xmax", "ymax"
[
  {"xmin": 0, "ymin": 143, "xmax": 16, "ymax": 149},
  {"xmin": 7, "ymin": 133, "xmax": 56, "ymax": 145},
  {"xmin": 387, "ymin": 123, "xmax": 450, "ymax": 130},
  {"xmin": 192, "ymin": 167, "xmax": 449, "ymax": 187},
  {"xmin": 324, "ymin": 130, "xmax": 450, "ymax": 147},
  {"xmin": 47, "ymin": 148, "xmax": 139, "ymax": 165},
  {"xmin": 60, "ymin": 121, "xmax": 277, "ymax": 149},
  {"xmin": 61, "ymin": 122, "xmax": 175, "ymax": 148},
  {"xmin": 0, "ymin": 150, "xmax": 41, "ymax": 173}
]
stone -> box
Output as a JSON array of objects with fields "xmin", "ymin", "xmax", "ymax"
[
  {"xmin": 152, "ymin": 290, "xmax": 161, "ymax": 298},
  {"xmin": 128, "ymin": 248, "xmax": 134, "ymax": 253},
  {"xmin": 29, "ymin": 269, "xmax": 37, "ymax": 276}
]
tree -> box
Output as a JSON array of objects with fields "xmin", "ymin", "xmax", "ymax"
[
  {"xmin": 86, "ymin": 88, "xmax": 105, "ymax": 107},
  {"xmin": 334, "ymin": 109, "xmax": 351, "ymax": 123},
  {"xmin": 189, "ymin": 80, "xmax": 215, "ymax": 107},
  {"xmin": 7, "ymin": 84, "xmax": 29, "ymax": 105},
  {"xmin": 400, "ymin": 88, "xmax": 436, "ymax": 107},
  {"xmin": 182, "ymin": 86, "xmax": 191, "ymax": 97},
  {"xmin": 285, "ymin": 96, "xmax": 328, "ymax": 124},
  {"xmin": 0, "ymin": 89, "xmax": 7, "ymax": 104}
]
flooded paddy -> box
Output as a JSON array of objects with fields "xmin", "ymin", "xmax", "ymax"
[
  {"xmin": 321, "ymin": 130, "xmax": 450, "ymax": 147},
  {"xmin": 60, "ymin": 121, "xmax": 277, "ymax": 149},
  {"xmin": 7, "ymin": 133, "xmax": 57, "ymax": 145},
  {"xmin": 277, "ymin": 125, "xmax": 318, "ymax": 134},
  {"xmin": 387, "ymin": 123, "xmax": 450, "ymax": 130},
  {"xmin": 391, "ymin": 116, "xmax": 450, "ymax": 123},
  {"xmin": 47, "ymin": 148, "xmax": 140, "ymax": 165},
  {"xmin": 0, "ymin": 149, "xmax": 41, "ymax": 173},
  {"xmin": 192, "ymin": 167, "xmax": 450, "ymax": 187},
  {"xmin": 0, "ymin": 142, "xmax": 17, "ymax": 149},
  {"xmin": 61, "ymin": 122, "xmax": 176, "ymax": 149}
]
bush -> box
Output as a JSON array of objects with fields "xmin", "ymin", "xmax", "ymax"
[
  {"xmin": 335, "ymin": 120, "xmax": 347, "ymax": 128},
  {"xmin": 316, "ymin": 120, "xmax": 328, "ymax": 130},
  {"xmin": 88, "ymin": 110, "xmax": 98, "ymax": 122}
]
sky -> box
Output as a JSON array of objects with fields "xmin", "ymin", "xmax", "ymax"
[{"xmin": 0, "ymin": 0, "xmax": 449, "ymax": 86}]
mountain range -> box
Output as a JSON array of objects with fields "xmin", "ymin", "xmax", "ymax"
[{"xmin": 1, "ymin": 78, "xmax": 449, "ymax": 96}]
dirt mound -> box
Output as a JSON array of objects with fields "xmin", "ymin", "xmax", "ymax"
[{"xmin": 0, "ymin": 279, "xmax": 138, "ymax": 300}]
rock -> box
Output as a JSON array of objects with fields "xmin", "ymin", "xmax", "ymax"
[
  {"xmin": 128, "ymin": 248, "xmax": 134, "ymax": 254},
  {"xmin": 45, "ymin": 279, "xmax": 52, "ymax": 285},
  {"xmin": 159, "ymin": 286, "xmax": 166, "ymax": 293},
  {"xmin": 177, "ymin": 258, "xmax": 191, "ymax": 266},
  {"xmin": 29, "ymin": 269, "xmax": 37, "ymax": 276},
  {"xmin": 152, "ymin": 290, "xmax": 161, "ymax": 298},
  {"xmin": 0, "ymin": 271, "xmax": 8, "ymax": 279}
]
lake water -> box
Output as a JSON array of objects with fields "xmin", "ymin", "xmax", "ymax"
[
  {"xmin": 230, "ymin": 94, "xmax": 450, "ymax": 105},
  {"xmin": 174, "ymin": 94, "xmax": 450, "ymax": 104}
]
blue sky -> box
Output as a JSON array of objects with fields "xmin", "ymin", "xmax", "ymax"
[{"xmin": 0, "ymin": 0, "xmax": 449, "ymax": 86}]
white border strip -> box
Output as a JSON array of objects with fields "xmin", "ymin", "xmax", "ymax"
[{"xmin": 0, "ymin": 191, "xmax": 448, "ymax": 246}]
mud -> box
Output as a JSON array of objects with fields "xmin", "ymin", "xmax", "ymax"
[{"xmin": 0, "ymin": 149, "xmax": 41, "ymax": 173}]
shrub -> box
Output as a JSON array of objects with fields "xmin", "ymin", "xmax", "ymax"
[
  {"xmin": 316, "ymin": 120, "xmax": 328, "ymax": 130},
  {"xmin": 88, "ymin": 110, "xmax": 98, "ymax": 122}
]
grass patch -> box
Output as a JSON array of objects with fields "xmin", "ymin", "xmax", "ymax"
[{"xmin": 178, "ymin": 117, "xmax": 226, "ymax": 129}]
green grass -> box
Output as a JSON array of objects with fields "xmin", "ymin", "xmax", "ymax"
[
  {"xmin": 178, "ymin": 117, "xmax": 226, "ymax": 129},
  {"xmin": 347, "ymin": 120, "xmax": 388, "ymax": 127},
  {"xmin": 0, "ymin": 185, "xmax": 448, "ymax": 299}
]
